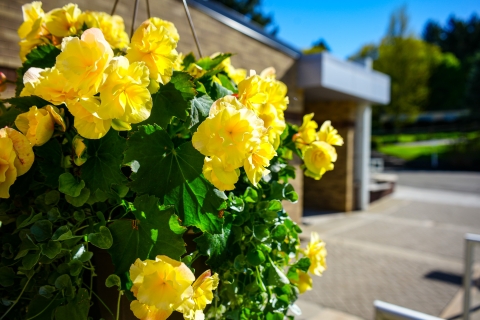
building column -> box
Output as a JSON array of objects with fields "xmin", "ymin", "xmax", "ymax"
[{"xmin": 354, "ymin": 103, "xmax": 371, "ymax": 210}]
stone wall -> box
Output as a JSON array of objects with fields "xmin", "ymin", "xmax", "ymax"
[{"xmin": 303, "ymin": 101, "xmax": 357, "ymax": 213}]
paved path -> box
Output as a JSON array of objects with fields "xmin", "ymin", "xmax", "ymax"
[{"xmin": 295, "ymin": 171, "xmax": 480, "ymax": 320}]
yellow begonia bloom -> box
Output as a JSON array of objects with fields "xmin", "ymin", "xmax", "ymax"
[
  {"xmin": 15, "ymin": 105, "xmax": 65, "ymax": 146},
  {"xmin": 294, "ymin": 113, "xmax": 318, "ymax": 150},
  {"xmin": 202, "ymin": 156, "xmax": 240, "ymax": 191},
  {"xmin": 220, "ymin": 57, "xmax": 246, "ymax": 84},
  {"xmin": 237, "ymin": 75, "xmax": 267, "ymax": 112},
  {"xmin": 256, "ymin": 103, "xmax": 286, "ymax": 149},
  {"xmin": 186, "ymin": 63, "xmax": 206, "ymax": 78},
  {"xmin": 244, "ymin": 137, "xmax": 276, "ymax": 186},
  {"xmin": 303, "ymin": 141, "xmax": 336, "ymax": 180},
  {"xmin": 72, "ymin": 135, "xmax": 87, "ymax": 166},
  {"xmin": 0, "ymin": 128, "xmax": 34, "ymax": 198},
  {"xmin": 67, "ymin": 97, "xmax": 111, "ymax": 139},
  {"xmin": 291, "ymin": 270, "xmax": 313, "ymax": 294},
  {"xmin": 56, "ymin": 28, "xmax": 113, "ymax": 96},
  {"xmin": 18, "ymin": 1, "xmax": 45, "ymax": 39},
  {"xmin": 173, "ymin": 53, "xmax": 184, "ymax": 71},
  {"xmin": 304, "ymin": 232, "xmax": 327, "ymax": 276},
  {"xmin": 193, "ymin": 99, "xmax": 265, "ymax": 170},
  {"xmin": 262, "ymin": 77, "xmax": 289, "ymax": 113},
  {"xmin": 44, "ymin": 3, "xmax": 82, "ymax": 37},
  {"xmin": 318, "ymin": 120, "xmax": 344, "ymax": 146},
  {"xmin": 79, "ymin": 11, "xmax": 129, "ymax": 49},
  {"xmin": 148, "ymin": 17, "xmax": 180, "ymax": 42},
  {"xmin": 126, "ymin": 19, "xmax": 178, "ymax": 84},
  {"xmin": 99, "ymin": 56, "xmax": 152, "ymax": 123},
  {"xmin": 177, "ymin": 270, "xmax": 220, "ymax": 320},
  {"xmin": 129, "ymin": 255, "xmax": 196, "ymax": 320},
  {"xmin": 21, "ymin": 67, "xmax": 76, "ymax": 105}
]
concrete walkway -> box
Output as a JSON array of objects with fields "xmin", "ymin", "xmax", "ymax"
[{"xmin": 295, "ymin": 171, "xmax": 480, "ymax": 320}]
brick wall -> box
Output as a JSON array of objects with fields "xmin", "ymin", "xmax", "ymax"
[{"xmin": 303, "ymin": 100, "xmax": 357, "ymax": 213}]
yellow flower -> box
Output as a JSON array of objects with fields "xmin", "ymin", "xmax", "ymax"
[
  {"xmin": 0, "ymin": 134, "xmax": 18, "ymax": 199},
  {"xmin": 173, "ymin": 53, "xmax": 184, "ymax": 71},
  {"xmin": 72, "ymin": 135, "xmax": 87, "ymax": 166},
  {"xmin": 0, "ymin": 128, "xmax": 34, "ymax": 198},
  {"xmin": 126, "ymin": 19, "xmax": 178, "ymax": 84},
  {"xmin": 15, "ymin": 105, "xmax": 65, "ymax": 146},
  {"xmin": 237, "ymin": 75, "xmax": 267, "ymax": 112},
  {"xmin": 98, "ymin": 56, "xmax": 152, "ymax": 124},
  {"xmin": 177, "ymin": 270, "xmax": 220, "ymax": 320},
  {"xmin": 67, "ymin": 97, "xmax": 111, "ymax": 139},
  {"xmin": 244, "ymin": 137, "xmax": 276, "ymax": 186},
  {"xmin": 262, "ymin": 77, "xmax": 289, "ymax": 113},
  {"xmin": 220, "ymin": 57, "xmax": 246, "ymax": 84},
  {"xmin": 79, "ymin": 11, "xmax": 129, "ymax": 49},
  {"xmin": 26, "ymin": 67, "xmax": 77, "ymax": 105},
  {"xmin": 148, "ymin": 17, "xmax": 180, "ymax": 42},
  {"xmin": 303, "ymin": 141, "xmax": 336, "ymax": 180},
  {"xmin": 317, "ymin": 121, "xmax": 344, "ymax": 146},
  {"xmin": 18, "ymin": 1, "xmax": 45, "ymax": 39},
  {"xmin": 44, "ymin": 3, "xmax": 82, "ymax": 37},
  {"xmin": 56, "ymin": 28, "xmax": 113, "ymax": 96},
  {"xmin": 202, "ymin": 156, "xmax": 240, "ymax": 191},
  {"xmin": 185, "ymin": 63, "xmax": 206, "ymax": 78},
  {"xmin": 256, "ymin": 103, "xmax": 286, "ymax": 149},
  {"xmin": 294, "ymin": 113, "xmax": 318, "ymax": 150},
  {"xmin": 129, "ymin": 255, "xmax": 195, "ymax": 320},
  {"xmin": 291, "ymin": 270, "xmax": 313, "ymax": 294},
  {"xmin": 192, "ymin": 98, "xmax": 265, "ymax": 170},
  {"xmin": 304, "ymin": 232, "xmax": 327, "ymax": 276}
]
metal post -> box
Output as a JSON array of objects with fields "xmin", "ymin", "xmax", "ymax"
[
  {"xmin": 182, "ymin": 0, "xmax": 203, "ymax": 58},
  {"xmin": 463, "ymin": 234, "xmax": 480, "ymax": 320}
]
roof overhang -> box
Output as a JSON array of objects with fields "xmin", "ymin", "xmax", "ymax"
[
  {"xmin": 187, "ymin": 0, "xmax": 302, "ymax": 59},
  {"xmin": 298, "ymin": 53, "xmax": 390, "ymax": 104}
]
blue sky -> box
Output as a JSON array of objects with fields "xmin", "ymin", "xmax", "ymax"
[{"xmin": 261, "ymin": 0, "xmax": 479, "ymax": 59}]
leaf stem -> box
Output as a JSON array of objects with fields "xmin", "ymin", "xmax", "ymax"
[
  {"xmin": 0, "ymin": 276, "xmax": 32, "ymax": 320},
  {"xmin": 116, "ymin": 290, "xmax": 123, "ymax": 320},
  {"xmin": 83, "ymin": 283, "xmax": 115, "ymax": 317},
  {"xmin": 25, "ymin": 292, "xmax": 60, "ymax": 320}
]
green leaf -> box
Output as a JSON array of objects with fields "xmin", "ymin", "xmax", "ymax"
[
  {"xmin": 26, "ymin": 294, "xmax": 61, "ymax": 320},
  {"xmin": 17, "ymin": 212, "xmax": 43, "ymax": 229},
  {"xmin": 207, "ymin": 81, "xmax": 232, "ymax": 101},
  {"xmin": 253, "ymin": 225, "xmax": 270, "ymax": 242},
  {"xmin": 0, "ymin": 266, "xmax": 15, "ymax": 287},
  {"xmin": 243, "ymin": 187, "xmax": 258, "ymax": 203},
  {"xmin": 30, "ymin": 220, "xmax": 53, "ymax": 242},
  {"xmin": 196, "ymin": 53, "xmax": 232, "ymax": 70},
  {"xmin": 182, "ymin": 53, "xmax": 196, "ymax": 69},
  {"xmin": 143, "ymin": 71, "xmax": 196, "ymax": 128},
  {"xmin": 68, "ymin": 260, "xmax": 83, "ymax": 276},
  {"xmin": 65, "ymin": 187, "xmax": 90, "ymax": 207},
  {"xmin": 45, "ymin": 191, "xmax": 60, "ymax": 205},
  {"xmin": 20, "ymin": 44, "xmax": 60, "ymax": 75},
  {"xmin": 105, "ymin": 274, "xmax": 121, "ymax": 288},
  {"xmin": 81, "ymin": 130, "xmax": 126, "ymax": 195},
  {"xmin": 4, "ymin": 96, "xmax": 51, "ymax": 112},
  {"xmin": 54, "ymin": 274, "xmax": 74, "ymax": 298},
  {"xmin": 267, "ymin": 260, "xmax": 289, "ymax": 286},
  {"xmin": 218, "ymin": 73, "xmax": 237, "ymax": 92},
  {"xmin": 187, "ymin": 94, "xmax": 213, "ymax": 132},
  {"xmin": 52, "ymin": 226, "xmax": 72, "ymax": 241},
  {"xmin": 36, "ymin": 139, "xmax": 64, "ymax": 188},
  {"xmin": 194, "ymin": 222, "xmax": 233, "ymax": 268},
  {"xmin": 39, "ymin": 285, "xmax": 56, "ymax": 298},
  {"xmin": 87, "ymin": 226, "xmax": 113, "ymax": 249},
  {"xmin": 169, "ymin": 213, "xmax": 187, "ymax": 235},
  {"xmin": 294, "ymin": 257, "xmax": 311, "ymax": 273},
  {"xmin": 124, "ymin": 125, "xmax": 225, "ymax": 233},
  {"xmin": 58, "ymin": 173, "xmax": 85, "ymax": 197},
  {"xmin": 41, "ymin": 240, "xmax": 61, "ymax": 259},
  {"xmin": 247, "ymin": 249, "xmax": 265, "ymax": 266},
  {"xmin": 54, "ymin": 288, "xmax": 90, "ymax": 319},
  {"xmin": 270, "ymin": 182, "xmax": 298, "ymax": 203},
  {"xmin": 22, "ymin": 251, "xmax": 41, "ymax": 269},
  {"xmin": 71, "ymin": 244, "xmax": 93, "ymax": 262},
  {"xmin": 108, "ymin": 195, "xmax": 186, "ymax": 274},
  {"xmin": 0, "ymin": 105, "xmax": 22, "ymax": 128}
]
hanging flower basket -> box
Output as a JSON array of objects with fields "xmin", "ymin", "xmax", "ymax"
[{"xmin": 0, "ymin": 2, "xmax": 344, "ymax": 319}]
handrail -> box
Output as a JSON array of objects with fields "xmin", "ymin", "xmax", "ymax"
[
  {"xmin": 374, "ymin": 300, "xmax": 444, "ymax": 320},
  {"xmin": 463, "ymin": 233, "xmax": 480, "ymax": 320}
]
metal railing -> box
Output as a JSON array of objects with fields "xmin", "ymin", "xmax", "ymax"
[
  {"xmin": 463, "ymin": 233, "xmax": 480, "ymax": 320},
  {"xmin": 374, "ymin": 300, "xmax": 444, "ymax": 320}
]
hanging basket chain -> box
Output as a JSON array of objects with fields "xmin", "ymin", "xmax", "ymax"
[
  {"xmin": 130, "ymin": 0, "xmax": 140, "ymax": 38},
  {"xmin": 182, "ymin": 0, "xmax": 203, "ymax": 58},
  {"xmin": 146, "ymin": 0, "xmax": 151, "ymax": 19},
  {"xmin": 111, "ymin": 0, "xmax": 120, "ymax": 15}
]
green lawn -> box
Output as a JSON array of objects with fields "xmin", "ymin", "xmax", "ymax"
[
  {"xmin": 373, "ymin": 131, "xmax": 480, "ymax": 145},
  {"xmin": 378, "ymin": 144, "xmax": 452, "ymax": 160}
]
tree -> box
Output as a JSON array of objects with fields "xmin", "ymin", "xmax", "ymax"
[
  {"xmin": 351, "ymin": 7, "xmax": 445, "ymax": 130},
  {"xmin": 303, "ymin": 38, "xmax": 331, "ymax": 55},
  {"xmin": 465, "ymin": 53, "xmax": 480, "ymax": 117},
  {"xmin": 211, "ymin": 0, "xmax": 277, "ymax": 34}
]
